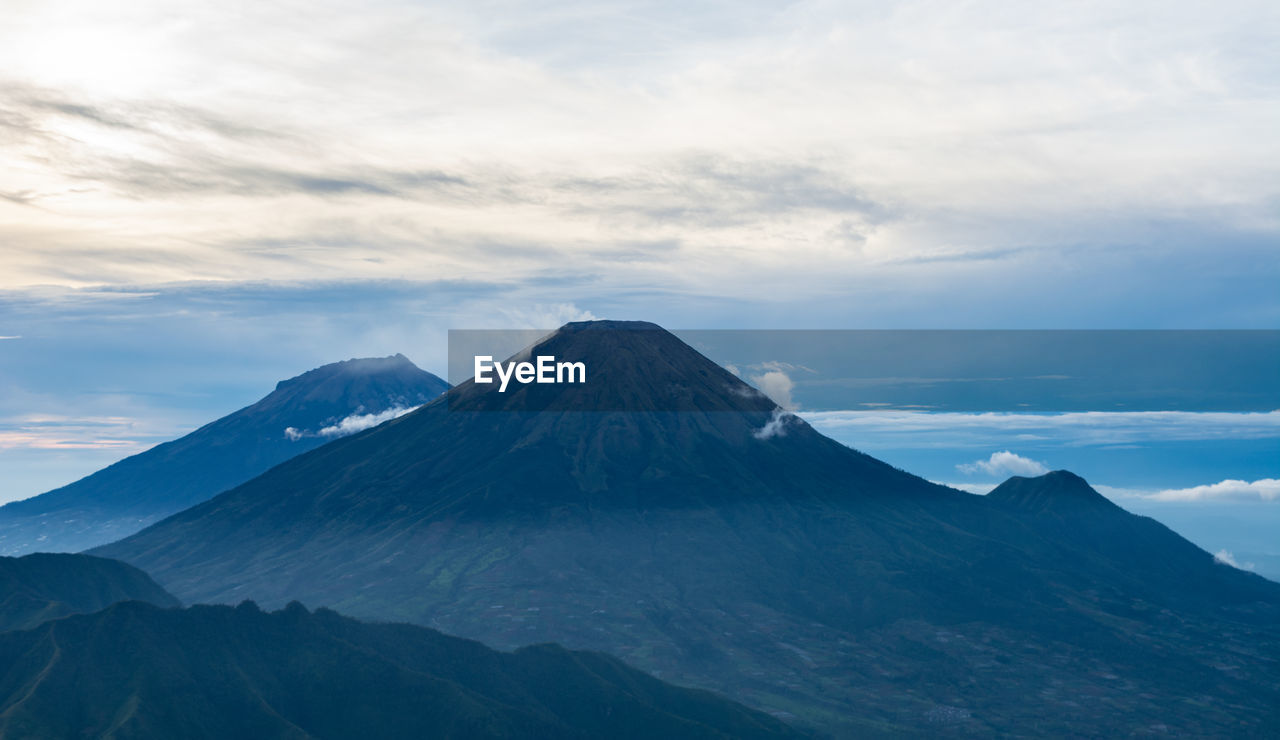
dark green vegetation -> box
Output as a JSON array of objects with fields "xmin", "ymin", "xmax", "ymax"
[
  {"xmin": 0, "ymin": 553, "xmax": 177, "ymax": 633},
  {"xmin": 94, "ymin": 322, "xmax": 1280, "ymax": 736},
  {"xmin": 0, "ymin": 600, "xmax": 802, "ymax": 740},
  {"xmin": 0, "ymin": 354, "xmax": 448, "ymax": 555}
]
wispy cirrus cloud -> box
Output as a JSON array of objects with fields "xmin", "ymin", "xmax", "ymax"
[
  {"xmin": 0, "ymin": 415, "xmax": 153, "ymax": 451},
  {"xmin": 0, "ymin": 0, "xmax": 1276, "ymax": 312}
]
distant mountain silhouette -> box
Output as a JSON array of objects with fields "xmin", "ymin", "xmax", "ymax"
[
  {"xmin": 94, "ymin": 322, "xmax": 1280, "ymax": 736},
  {"xmin": 0, "ymin": 600, "xmax": 801, "ymax": 739},
  {"xmin": 0, "ymin": 355, "xmax": 448, "ymax": 555},
  {"xmin": 987, "ymin": 470, "xmax": 1271, "ymax": 608},
  {"xmin": 987, "ymin": 469, "xmax": 1121, "ymax": 515},
  {"xmin": 0, "ymin": 553, "xmax": 177, "ymax": 633}
]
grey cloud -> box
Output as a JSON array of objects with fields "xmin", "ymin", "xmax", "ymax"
[
  {"xmin": 63, "ymin": 154, "xmax": 473, "ymax": 201},
  {"xmin": 1, "ymin": 84, "xmax": 468, "ymax": 203},
  {"xmin": 0, "ymin": 190, "xmax": 36, "ymax": 206},
  {"xmin": 557, "ymin": 154, "xmax": 893, "ymax": 228},
  {"xmin": 2, "ymin": 83, "xmax": 283, "ymax": 142},
  {"xmin": 584, "ymin": 239, "xmax": 683, "ymax": 263},
  {"xmin": 42, "ymin": 144, "xmax": 889, "ymax": 245},
  {"xmin": 33, "ymin": 99, "xmax": 140, "ymax": 131},
  {"xmin": 0, "ymin": 102, "xmax": 44, "ymax": 145},
  {"xmin": 5, "ymin": 85, "xmax": 892, "ymax": 229},
  {"xmin": 0, "ymin": 83, "xmax": 476, "ymax": 203},
  {"xmin": 885, "ymin": 246, "xmax": 1027, "ymax": 266}
]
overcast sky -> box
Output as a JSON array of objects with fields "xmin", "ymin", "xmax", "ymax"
[
  {"xmin": 3, "ymin": 0, "xmax": 1277, "ymax": 301},
  {"xmin": 1, "ymin": 0, "xmax": 1277, "ymax": 503}
]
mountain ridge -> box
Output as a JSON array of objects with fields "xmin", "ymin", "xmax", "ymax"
[
  {"xmin": 91, "ymin": 321, "xmax": 1280, "ymax": 736},
  {"xmin": 0, "ymin": 599, "xmax": 803, "ymax": 739},
  {"xmin": 0, "ymin": 552, "xmax": 178, "ymax": 633},
  {"xmin": 0, "ymin": 354, "xmax": 449, "ymax": 555}
]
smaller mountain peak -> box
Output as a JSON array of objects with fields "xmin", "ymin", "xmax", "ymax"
[
  {"xmin": 987, "ymin": 470, "xmax": 1122, "ymax": 516},
  {"xmin": 333, "ymin": 353, "xmax": 419, "ymax": 373},
  {"xmin": 1038, "ymin": 470, "xmax": 1088, "ymax": 486},
  {"xmin": 273, "ymin": 354, "xmax": 429, "ymax": 391},
  {"xmin": 558, "ymin": 319, "xmax": 665, "ymax": 332},
  {"xmin": 250, "ymin": 355, "xmax": 447, "ymax": 429}
]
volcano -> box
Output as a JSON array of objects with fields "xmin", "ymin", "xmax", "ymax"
[
  {"xmin": 93, "ymin": 322, "xmax": 1280, "ymax": 736},
  {"xmin": 0, "ymin": 354, "xmax": 448, "ymax": 555}
]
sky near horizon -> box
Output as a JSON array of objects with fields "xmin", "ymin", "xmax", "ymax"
[{"xmin": 1, "ymin": 1, "xmax": 1277, "ymax": 533}]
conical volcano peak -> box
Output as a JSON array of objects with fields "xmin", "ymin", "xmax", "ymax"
[
  {"xmin": 987, "ymin": 470, "xmax": 1122, "ymax": 516},
  {"xmin": 450, "ymin": 320, "xmax": 778, "ymax": 414}
]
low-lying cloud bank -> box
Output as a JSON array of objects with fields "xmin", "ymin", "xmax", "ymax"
[
  {"xmin": 1109, "ymin": 478, "xmax": 1280, "ymax": 503},
  {"xmin": 938, "ymin": 478, "xmax": 1280, "ymax": 504},
  {"xmin": 802, "ymin": 410, "xmax": 1280, "ymax": 447}
]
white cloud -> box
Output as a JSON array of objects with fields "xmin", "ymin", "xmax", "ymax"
[
  {"xmin": 749, "ymin": 369, "xmax": 796, "ymax": 411},
  {"xmin": 1214, "ymin": 549, "xmax": 1256, "ymax": 571},
  {"xmin": 282, "ymin": 405, "xmax": 420, "ymax": 441},
  {"xmin": 1108, "ymin": 478, "xmax": 1280, "ymax": 503},
  {"xmin": 754, "ymin": 409, "xmax": 796, "ymax": 440},
  {"xmin": 0, "ymin": 336, "xmax": 21, "ymax": 340},
  {"xmin": 317, "ymin": 405, "xmax": 419, "ymax": 438},
  {"xmin": 958, "ymin": 450, "xmax": 1049, "ymax": 477}
]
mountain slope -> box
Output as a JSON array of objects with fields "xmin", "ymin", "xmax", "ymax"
[
  {"xmin": 0, "ymin": 600, "xmax": 802, "ymax": 740},
  {"xmin": 94, "ymin": 321, "xmax": 1280, "ymax": 736},
  {"xmin": 0, "ymin": 354, "xmax": 448, "ymax": 555},
  {"xmin": 986, "ymin": 470, "xmax": 1280, "ymax": 609},
  {"xmin": 0, "ymin": 553, "xmax": 178, "ymax": 633}
]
